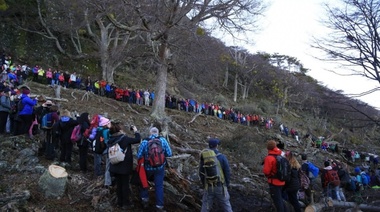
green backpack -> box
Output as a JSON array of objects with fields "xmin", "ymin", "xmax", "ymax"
[{"xmin": 200, "ymin": 149, "xmax": 225, "ymax": 188}]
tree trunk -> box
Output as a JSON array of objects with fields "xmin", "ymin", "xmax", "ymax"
[
  {"xmin": 223, "ymin": 66, "xmax": 229, "ymax": 87},
  {"xmin": 151, "ymin": 36, "xmax": 169, "ymax": 120},
  {"xmin": 150, "ymin": 63, "xmax": 168, "ymax": 119},
  {"xmin": 233, "ymin": 73, "xmax": 238, "ymax": 102}
]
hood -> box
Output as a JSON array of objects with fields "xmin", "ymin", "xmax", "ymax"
[
  {"xmin": 60, "ymin": 116, "xmax": 70, "ymax": 122},
  {"xmin": 78, "ymin": 112, "xmax": 89, "ymax": 125},
  {"xmin": 108, "ymin": 133, "xmax": 124, "ymax": 146},
  {"xmin": 268, "ymin": 147, "xmax": 282, "ymax": 155}
]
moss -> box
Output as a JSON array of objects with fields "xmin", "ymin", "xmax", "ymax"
[{"xmin": 0, "ymin": 0, "xmax": 9, "ymax": 11}]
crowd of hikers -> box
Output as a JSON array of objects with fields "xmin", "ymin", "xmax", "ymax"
[
  {"xmin": 263, "ymin": 139, "xmax": 380, "ymax": 212},
  {"xmin": 2, "ymin": 54, "xmax": 380, "ymax": 211}
]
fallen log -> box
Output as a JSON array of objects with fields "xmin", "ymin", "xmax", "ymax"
[
  {"xmin": 305, "ymin": 198, "xmax": 380, "ymax": 212},
  {"xmin": 0, "ymin": 190, "xmax": 30, "ymax": 204}
]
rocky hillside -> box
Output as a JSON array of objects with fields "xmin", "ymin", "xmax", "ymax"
[{"xmin": 1, "ymin": 81, "xmax": 380, "ymax": 212}]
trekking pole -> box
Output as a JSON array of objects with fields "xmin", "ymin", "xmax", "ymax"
[{"xmin": 311, "ymin": 189, "xmax": 315, "ymax": 204}]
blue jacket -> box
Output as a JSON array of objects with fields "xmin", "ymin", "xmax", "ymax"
[
  {"xmin": 19, "ymin": 95, "xmax": 37, "ymax": 115},
  {"xmin": 137, "ymin": 135, "xmax": 172, "ymax": 171}
]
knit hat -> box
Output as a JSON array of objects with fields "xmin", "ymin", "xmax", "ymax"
[
  {"xmin": 267, "ymin": 140, "xmax": 277, "ymax": 150},
  {"xmin": 22, "ymin": 89, "xmax": 30, "ymax": 95},
  {"xmin": 99, "ymin": 117, "xmax": 110, "ymax": 127},
  {"xmin": 354, "ymin": 167, "xmax": 361, "ymax": 173},
  {"xmin": 208, "ymin": 138, "xmax": 220, "ymax": 148},
  {"xmin": 324, "ymin": 161, "xmax": 330, "ymax": 167},
  {"xmin": 150, "ymin": 127, "xmax": 159, "ymax": 136}
]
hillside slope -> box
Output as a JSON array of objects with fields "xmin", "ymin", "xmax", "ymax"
[{"xmin": 1, "ymin": 81, "xmax": 380, "ymax": 212}]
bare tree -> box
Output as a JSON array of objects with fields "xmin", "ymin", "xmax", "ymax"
[
  {"xmin": 313, "ymin": 0, "xmax": 380, "ymax": 95},
  {"xmin": 21, "ymin": 0, "xmax": 142, "ymax": 83},
  {"xmin": 112, "ymin": 0, "xmax": 266, "ymax": 120}
]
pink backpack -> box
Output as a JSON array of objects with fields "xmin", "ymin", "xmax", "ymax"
[{"xmin": 70, "ymin": 125, "xmax": 82, "ymax": 143}]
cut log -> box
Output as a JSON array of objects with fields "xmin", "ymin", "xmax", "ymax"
[{"xmin": 305, "ymin": 198, "xmax": 333, "ymax": 212}]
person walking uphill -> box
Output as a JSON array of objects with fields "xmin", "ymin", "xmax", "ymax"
[
  {"xmin": 199, "ymin": 138, "xmax": 233, "ymax": 212},
  {"xmin": 137, "ymin": 127, "xmax": 172, "ymax": 212},
  {"xmin": 108, "ymin": 122, "xmax": 141, "ymax": 209},
  {"xmin": 263, "ymin": 140, "xmax": 287, "ymax": 212},
  {"xmin": 56, "ymin": 109, "xmax": 78, "ymax": 167}
]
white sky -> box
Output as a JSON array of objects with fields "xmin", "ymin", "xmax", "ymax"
[{"xmin": 214, "ymin": 0, "xmax": 380, "ymax": 109}]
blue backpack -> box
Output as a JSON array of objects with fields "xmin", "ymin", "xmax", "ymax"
[
  {"xmin": 361, "ymin": 172, "xmax": 370, "ymax": 186},
  {"xmin": 41, "ymin": 113, "xmax": 54, "ymax": 129},
  {"xmin": 307, "ymin": 162, "xmax": 319, "ymax": 178}
]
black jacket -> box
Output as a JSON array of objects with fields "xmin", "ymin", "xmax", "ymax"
[
  {"xmin": 284, "ymin": 168, "xmax": 301, "ymax": 192},
  {"xmin": 57, "ymin": 117, "xmax": 78, "ymax": 144},
  {"xmin": 109, "ymin": 132, "xmax": 141, "ymax": 175}
]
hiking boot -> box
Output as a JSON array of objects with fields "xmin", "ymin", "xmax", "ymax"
[{"xmin": 156, "ymin": 206, "xmax": 166, "ymax": 212}]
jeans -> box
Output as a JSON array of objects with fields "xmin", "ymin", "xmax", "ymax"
[
  {"xmin": 94, "ymin": 153, "xmax": 103, "ymax": 176},
  {"xmin": 269, "ymin": 184, "xmax": 287, "ymax": 212},
  {"xmin": 201, "ymin": 185, "xmax": 233, "ymax": 212},
  {"xmin": 286, "ymin": 190, "xmax": 301, "ymax": 212},
  {"xmin": 104, "ymin": 156, "xmax": 112, "ymax": 186},
  {"xmin": 141, "ymin": 168, "xmax": 165, "ymax": 207}
]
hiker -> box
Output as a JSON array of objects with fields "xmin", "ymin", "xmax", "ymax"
[
  {"xmin": 263, "ymin": 140, "xmax": 287, "ymax": 212},
  {"xmin": 321, "ymin": 161, "xmax": 343, "ymax": 201},
  {"xmin": 0, "ymin": 87, "xmax": 11, "ymax": 134},
  {"xmin": 301, "ymin": 154, "xmax": 318, "ymax": 192},
  {"xmin": 37, "ymin": 100, "xmax": 56, "ymax": 156},
  {"xmin": 56, "ymin": 109, "xmax": 78, "ymax": 167},
  {"xmin": 199, "ymin": 138, "xmax": 232, "ymax": 212},
  {"xmin": 43, "ymin": 105, "xmax": 59, "ymax": 160},
  {"xmin": 284, "ymin": 151, "xmax": 301, "ymax": 212},
  {"xmin": 137, "ymin": 127, "xmax": 172, "ymax": 212},
  {"xmin": 96, "ymin": 116, "xmax": 112, "ymax": 187},
  {"xmin": 14, "ymin": 88, "xmax": 37, "ymax": 136},
  {"xmin": 108, "ymin": 122, "xmax": 141, "ymax": 210},
  {"xmin": 77, "ymin": 112, "xmax": 90, "ymax": 173}
]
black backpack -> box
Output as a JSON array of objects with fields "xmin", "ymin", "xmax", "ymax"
[
  {"xmin": 269, "ymin": 154, "xmax": 291, "ymax": 182},
  {"xmin": 93, "ymin": 128, "xmax": 107, "ymax": 154}
]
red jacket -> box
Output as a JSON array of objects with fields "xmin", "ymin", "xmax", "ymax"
[
  {"xmin": 137, "ymin": 158, "xmax": 149, "ymax": 188},
  {"xmin": 262, "ymin": 147, "xmax": 285, "ymax": 186}
]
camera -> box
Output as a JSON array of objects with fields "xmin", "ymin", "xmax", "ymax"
[{"xmin": 130, "ymin": 125, "xmax": 134, "ymax": 131}]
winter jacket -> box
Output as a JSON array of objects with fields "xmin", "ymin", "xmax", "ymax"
[
  {"xmin": 263, "ymin": 147, "xmax": 286, "ymax": 186},
  {"xmin": 57, "ymin": 116, "xmax": 78, "ymax": 144},
  {"xmin": 137, "ymin": 158, "xmax": 148, "ymax": 188},
  {"xmin": 137, "ymin": 135, "xmax": 172, "ymax": 171},
  {"xmin": 284, "ymin": 168, "xmax": 301, "ymax": 192},
  {"xmin": 19, "ymin": 94, "xmax": 37, "ymax": 115},
  {"xmin": 108, "ymin": 132, "xmax": 141, "ymax": 175},
  {"xmin": 0, "ymin": 95, "xmax": 11, "ymax": 113}
]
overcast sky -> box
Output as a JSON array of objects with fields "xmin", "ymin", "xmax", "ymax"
[{"xmin": 214, "ymin": 0, "xmax": 380, "ymax": 109}]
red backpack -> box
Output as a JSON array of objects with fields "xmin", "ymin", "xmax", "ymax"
[
  {"xmin": 147, "ymin": 137, "xmax": 166, "ymax": 167},
  {"xmin": 325, "ymin": 169, "xmax": 341, "ymax": 187}
]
